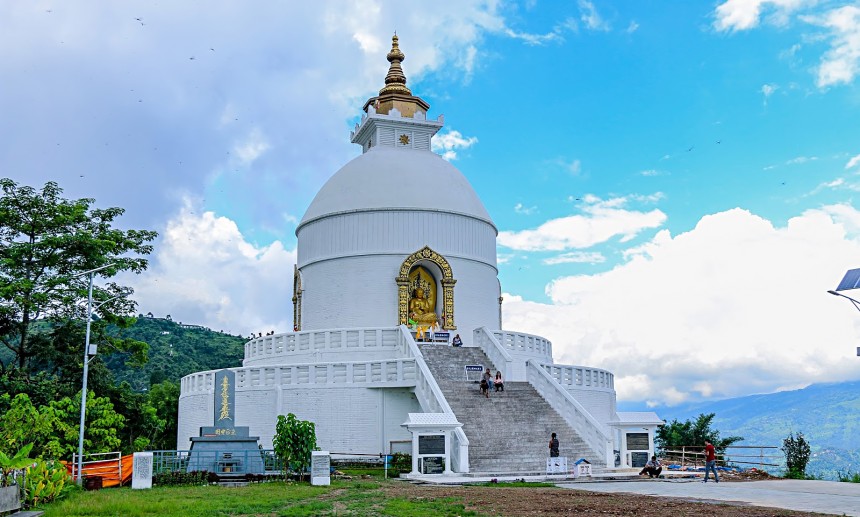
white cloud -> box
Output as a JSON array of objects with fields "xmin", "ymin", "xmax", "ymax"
[
  {"xmin": 514, "ymin": 203, "xmax": 537, "ymax": 215},
  {"xmin": 123, "ymin": 201, "xmax": 296, "ymax": 336},
  {"xmin": 543, "ymin": 251, "xmax": 606, "ymax": 265},
  {"xmin": 640, "ymin": 170, "xmax": 662, "ymax": 177},
  {"xmin": 431, "ymin": 129, "xmax": 478, "ymax": 161},
  {"xmin": 503, "ymin": 205, "xmax": 860, "ymax": 405},
  {"xmin": 761, "ymin": 83, "xmax": 778, "ymax": 105},
  {"xmin": 498, "ymin": 195, "xmax": 667, "ymax": 251},
  {"xmin": 233, "ymin": 128, "xmax": 270, "ymax": 165},
  {"xmin": 579, "ymin": 0, "xmax": 610, "ymax": 31},
  {"xmin": 713, "ymin": 0, "xmax": 810, "ymax": 32},
  {"xmin": 552, "ymin": 158, "xmax": 582, "ymax": 175},
  {"xmin": 786, "ymin": 155, "xmax": 817, "ymax": 164},
  {"xmin": 846, "ymin": 153, "xmax": 860, "ymax": 169},
  {"xmin": 626, "ymin": 21, "xmax": 640, "ymax": 34},
  {"xmin": 804, "ymin": 5, "xmax": 860, "ymax": 87}
]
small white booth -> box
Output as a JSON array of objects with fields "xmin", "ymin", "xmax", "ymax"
[
  {"xmin": 400, "ymin": 413, "xmax": 463, "ymax": 477},
  {"xmin": 609, "ymin": 412, "xmax": 664, "ymax": 469}
]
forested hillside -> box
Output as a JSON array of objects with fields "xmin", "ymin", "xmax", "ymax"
[{"xmin": 104, "ymin": 315, "xmax": 246, "ymax": 390}]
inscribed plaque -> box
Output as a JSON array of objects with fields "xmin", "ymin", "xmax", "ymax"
[{"xmin": 132, "ymin": 452, "xmax": 153, "ymax": 489}]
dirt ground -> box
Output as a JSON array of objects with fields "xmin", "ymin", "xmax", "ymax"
[{"xmin": 379, "ymin": 478, "xmax": 829, "ymax": 517}]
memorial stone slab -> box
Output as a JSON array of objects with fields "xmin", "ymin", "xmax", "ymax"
[
  {"xmin": 311, "ymin": 451, "xmax": 331, "ymax": 486},
  {"xmin": 132, "ymin": 452, "xmax": 153, "ymax": 489}
]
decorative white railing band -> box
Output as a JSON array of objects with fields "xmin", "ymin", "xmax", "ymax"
[
  {"xmin": 244, "ymin": 328, "xmax": 404, "ymax": 362},
  {"xmin": 180, "ymin": 358, "xmax": 418, "ymax": 394},
  {"xmin": 540, "ymin": 364, "xmax": 614, "ymax": 390},
  {"xmin": 473, "ymin": 327, "xmax": 514, "ymax": 379},
  {"xmin": 492, "ymin": 330, "xmax": 552, "ymax": 359},
  {"xmin": 526, "ymin": 360, "xmax": 612, "ymax": 468},
  {"xmin": 397, "ymin": 325, "xmax": 469, "ymax": 473}
]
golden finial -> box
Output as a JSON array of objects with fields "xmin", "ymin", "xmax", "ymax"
[
  {"xmin": 380, "ymin": 34, "xmax": 411, "ymax": 96},
  {"xmin": 364, "ymin": 33, "xmax": 429, "ymax": 117}
]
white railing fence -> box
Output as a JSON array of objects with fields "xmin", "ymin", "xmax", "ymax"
[
  {"xmin": 541, "ymin": 363, "xmax": 614, "ymax": 390},
  {"xmin": 472, "ymin": 327, "xmax": 514, "ymax": 379},
  {"xmin": 181, "ymin": 358, "xmax": 418, "ymax": 394},
  {"xmin": 244, "ymin": 328, "xmax": 403, "ymax": 363},
  {"xmin": 492, "ymin": 330, "xmax": 553, "ymax": 359},
  {"xmin": 397, "ymin": 325, "xmax": 469, "ymax": 473},
  {"xmin": 526, "ymin": 360, "xmax": 613, "ymax": 468}
]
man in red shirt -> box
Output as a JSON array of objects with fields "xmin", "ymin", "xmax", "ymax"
[{"xmin": 703, "ymin": 441, "xmax": 719, "ymax": 483}]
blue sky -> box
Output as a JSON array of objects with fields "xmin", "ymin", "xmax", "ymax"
[{"xmin": 3, "ymin": 1, "xmax": 860, "ymax": 406}]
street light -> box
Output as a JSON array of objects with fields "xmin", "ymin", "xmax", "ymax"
[
  {"xmin": 828, "ymin": 267, "xmax": 860, "ymax": 357},
  {"xmin": 71, "ymin": 263, "xmax": 117, "ymax": 484},
  {"xmin": 827, "ymin": 290, "xmax": 860, "ymax": 313}
]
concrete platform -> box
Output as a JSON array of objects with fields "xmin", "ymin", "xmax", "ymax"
[{"xmin": 557, "ymin": 478, "xmax": 860, "ymax": 516}]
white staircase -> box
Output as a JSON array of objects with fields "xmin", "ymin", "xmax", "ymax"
[{"xmin": 419, "ymin": 345, "xmax": 604, "ymax": 475}]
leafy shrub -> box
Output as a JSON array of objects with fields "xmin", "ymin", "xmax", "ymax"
[
  {"xmin": 273, "ymin": 413, "xmax": 317, "ymax": 480},
  {"xmin": 0, "ymin": 443, "xmax": 34, "ymax": 487},
  {"xmin": 390, "ymin": 453, "xmax": 411, "ymax": 477},
  {"xmin": 837, "ymin": 470, "xmax": 860, "ymax": 483},
  {"xmin": 152, "ymin": 470, "xmax": 211, "ymax": 486},
  {"xmin": 24, "ymin": 459, "xmax": 74, "ymax": 507}
]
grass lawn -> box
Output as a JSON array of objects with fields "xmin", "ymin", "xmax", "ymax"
[{"xmin": 40, "ymin": 478, "xmax": 479, "ymax": 517}]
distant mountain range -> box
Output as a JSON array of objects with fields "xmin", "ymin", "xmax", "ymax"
[{"xmin": 619, "ymin": 381, "xmax": 860, "ymax": 479}]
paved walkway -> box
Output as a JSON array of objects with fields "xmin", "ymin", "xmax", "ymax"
[{"xmin": 557, "ymin": 478, "xmax": 860, "ymax": 516}]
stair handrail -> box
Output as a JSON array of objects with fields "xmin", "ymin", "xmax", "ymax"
[
  {"xmin": 397, "ymin": 325, "xmax": 470, "ymax": 473},
  {"xmin": 472, "ymin": 327, "xmax": 514, "ymax": 379},
  {"xmin": 526, "ymin": 359, "xmax": 612, "ymax": 467}
]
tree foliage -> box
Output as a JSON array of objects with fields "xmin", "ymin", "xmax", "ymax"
[
  {"xmin": 782, "ymin": 432, "xmax": 812, "ymax": 479},
  {"xmin": 273, "ymin": 413, "xmax": 317, "ymax": 480},
  {"xmin": 0, "ymin": 178, "xmax": 157, "ymax": 370},
  {"xmin": 655, "ymin": 413, "xmax": 744, "ymax": 453}
]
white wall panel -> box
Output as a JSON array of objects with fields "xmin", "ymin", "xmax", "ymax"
[
  {"xmin": 297, "ymin": 210, "xmax": 497, "ymax": 268},
  {"xmin": 300, "ymin": 255, "xmax": 499, "ymax": 334},
  {"xmin": 177, "ymin": 393, "xmax": 212, "ymax": 450}
]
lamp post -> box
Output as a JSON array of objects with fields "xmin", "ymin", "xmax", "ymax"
[
  {"xmin": 827, "ymin": 290, "xmax": 860, "ymax": 313},
  {"xmin": 72, "ymin": 263, "xmax": 117, "ymax": 484}
]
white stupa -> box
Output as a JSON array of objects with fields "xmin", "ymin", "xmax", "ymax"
[{"xmin": 178, "ymin": 36, "xmax": 661, "ymax": 476}]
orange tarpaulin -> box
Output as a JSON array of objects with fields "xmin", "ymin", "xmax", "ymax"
[{"xmin": 65, "ymin": 454, "xmax": 134, "ymax": 487}]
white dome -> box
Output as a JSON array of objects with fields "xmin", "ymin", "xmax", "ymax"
[{"xmin": 299, "ymin": 147, "xmax": 494, "ymax": 228}]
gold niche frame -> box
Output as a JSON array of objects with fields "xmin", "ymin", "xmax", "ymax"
[{"xmin": 396, "ymin": 246, "xmax": 456, "ymax": 330}]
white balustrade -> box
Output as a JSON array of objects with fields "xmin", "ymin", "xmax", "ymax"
[
  {"xmin": 243, "ymin": 328, "xmax": 404, "ymax": 364},
  {"xmin": 541, "ymin": 364, "xmax": 614, "ymax": 390},
  {"xmin": 492, "ymin": 330, "xmax": 552, "ymax": 359},
  {"xmin": 179, "ymin": 358, "xmax": 418, "ymax": 394},
  {"xmin": 526, "ymin": 360, "xmax": 613, "ymax": 468},
  {"xmin": 472, "ymin": 327, "xmax": 514, "ymax": 379}
]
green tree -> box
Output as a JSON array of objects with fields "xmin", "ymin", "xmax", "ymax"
[
  {"xmin": 146, "ymin": 380, "xmax": 180, "ymax": 450},
  {"xmin": 47, "ymin": 391, "xmax": 125, "ymax": 458},
  {"xmin": 782, "ymin": 432, "xmax": 812, "ymax": 479},
  {"xmin": 0, "ymin": 178, "xmax": 156, "ymax": 371},
  {"xmin": 0, "ymin": 393, "xmax": 62, "ymax": 459},
  {"xmin": 273, "ymin": 413, "xmax": 317, "ymax": 480},
  {"xmin": 655, "ymin": 413, "xmax": 743, "ymax": 453}
]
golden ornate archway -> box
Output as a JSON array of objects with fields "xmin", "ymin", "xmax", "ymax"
[{"xmin": 396, "ymin": 246, "xmax": 456, "ymax": 330}]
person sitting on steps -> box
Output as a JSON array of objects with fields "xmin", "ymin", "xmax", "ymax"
[{"xmin": 494, "ymin": 371, "xmax": 504, "ymax": 392}]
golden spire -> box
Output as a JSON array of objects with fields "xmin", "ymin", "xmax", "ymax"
[
  {"xmin": 379, "ymin": 34, "xmax": 411, "ymax": 96},
  {"xmin": 364, "ymin": 34, "xmax": 430, "ymax": 118}
]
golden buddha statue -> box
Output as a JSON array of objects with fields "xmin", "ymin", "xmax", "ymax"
[{"xmin": 409, "ymin": 287, "xmax": 438, "ymax": 326}]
